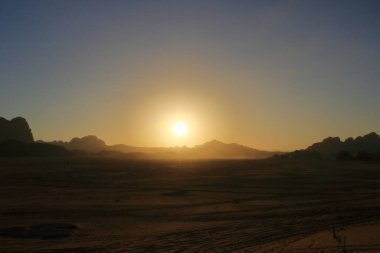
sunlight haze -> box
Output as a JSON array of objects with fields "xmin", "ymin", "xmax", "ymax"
[{"xmin": 1, "ymin": 0, "xmax": 380, "ymax": 151}]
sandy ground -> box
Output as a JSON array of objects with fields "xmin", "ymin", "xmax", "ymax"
[
  {"xmin": 0, "ymin": 158, "xmax": 380, "ymax": 252},
  {"xmin": 256, "ymin": 222, "xmax": 380, "ymax": 252}
]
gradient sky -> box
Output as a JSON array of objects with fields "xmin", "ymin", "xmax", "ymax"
[{"xmin": 1, "ymin": 0, "xmax": 380, "ymax": 151}]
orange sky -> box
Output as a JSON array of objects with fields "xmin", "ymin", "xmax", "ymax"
[{"xmin": 2, "ymin": 1, "xmax": 380, "ymax": 151}]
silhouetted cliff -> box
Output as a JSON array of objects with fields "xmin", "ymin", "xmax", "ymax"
[
  {"xmin": 279, "ymin": 132, "xmax": 380, "ymax": 160},
  {"xmin": 306, "ymin": 132, "xmax": 380, "ymax": 156},
  {"xmin": 0, "ymin": 117, "xmax": 73, "ymax": 157},
  {"xmin": 0, "ymin": 117, "xmax": 34, "ymax": 143}
]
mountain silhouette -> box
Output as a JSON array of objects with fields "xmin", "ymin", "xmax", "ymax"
[
  {"xmin": 280, "ymin": 132, "xmax": 380, "ymax": 159},
  {"xmin": 184, "ymin": 139, "xmax": 275, "ymax": 159},
  {"xmin": 0, "ymin": 117, "xmax": 72, "ymax": 157},
  {"xmin": 0, "ymin": 117, "xmax": 33, "ymax": 143},
  {"xmin": 51, "ymin": 135, "xmax": 107, "ymax": 153},
  {"xmin": 307, "ymin": 132, "xmax": 380, "ymax": 156},
  {"xmin": 306, "ymin": 137, "xmax": 343, "ymax": 155},
  {"xmin": 49, "ymin": 136, "xmax": 279, "ymax": 159},
  {"xmin": 5, "ymin": 116, "xmax": 379, "ymax": 160}
]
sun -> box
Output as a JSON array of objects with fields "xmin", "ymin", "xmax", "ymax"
[{"xmin": 171, "ymin": 122, "xmax": 187, "ymax": 137}]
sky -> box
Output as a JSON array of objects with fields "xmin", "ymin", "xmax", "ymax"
[{"xmin": 1, "ymin": 0, "xmax": 380, "ymax": 151}]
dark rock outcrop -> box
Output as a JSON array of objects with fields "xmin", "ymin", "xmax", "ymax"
[
  {"xmin": 68, "ymin": 135, "xmax": 106, "ymax": 152},
  {"xmin": 52, "ymin": 135, "xmax": 107, "ymax": 153},
  {"xmin": 0, "ymin": 117, "xmax": 34, "ymax": 143},
  {"xmin": 307, "ymin": 132, "xmax": 380, "ymax": 157},
  {"xmin": 280, "ymin": 132, "xmax": 380, "ymax": 160},
  {"xmin": 307, "ymin": 137, "xmax": 343, "ymax": 155}
]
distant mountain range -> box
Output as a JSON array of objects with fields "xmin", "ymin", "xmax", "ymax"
[
  {"xmin": 2, "ymin": 116, "xmax": 380, "ymax": 160},
  {"xmin": 0, "ymin": 117, "xmax": 278, "ymax": 159},
  {"xmin": 48, "ymin": 135, "xmax": 279, "ymax": 159}
]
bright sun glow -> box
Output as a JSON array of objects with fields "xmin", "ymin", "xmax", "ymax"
[{"xmin": 171, "ymin": 122, "xmax": 188, "ymax": 137}]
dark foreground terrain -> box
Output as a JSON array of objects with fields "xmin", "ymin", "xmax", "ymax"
[{"xmin": 1, "ymin": 158, "xmax": 380, "ymax": 252}]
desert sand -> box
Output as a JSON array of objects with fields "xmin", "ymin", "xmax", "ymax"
[{"xmin": 1, "ymin": 158, "xmax": 380, "ymax": 252}]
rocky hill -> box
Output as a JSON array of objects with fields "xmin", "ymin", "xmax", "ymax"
[
  {"xmin": 0, "ymin": 117, "xmax": 34, "ymax": 143},
  {"xmin": 51, "ymin": 135, "xmax": 107, "ymax": 153},
  {"xmin": 183, "ymin": 140, "xmax": 276, "ymax": 159},
  {"xmin": 306, "ymin": 132, "xmax": 380, "ymax": 156},
  {"xmin": 0, "ymin": 117, "xmax": 72, "ymax": 157},
  {"xmin": 280, "ymin": 132, "xmax": 380, "ymax": 160}
]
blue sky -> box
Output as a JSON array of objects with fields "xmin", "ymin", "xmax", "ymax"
[{"xmin": 1, "ymin": 0, "xmax": 380, "ymax": 150}]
